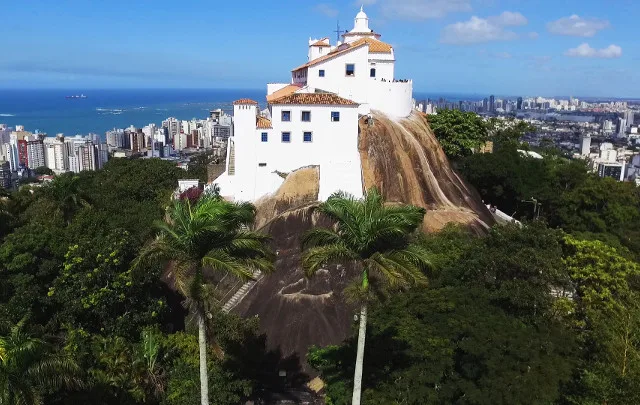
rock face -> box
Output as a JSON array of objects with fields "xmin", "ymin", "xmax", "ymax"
[
  {"xmin": 232, "ymin": 112, "xmax": 494, "ymax": 375},
  {"xmin": 360, "ymin": 112, "xmax": 494, "ymax": 233}
]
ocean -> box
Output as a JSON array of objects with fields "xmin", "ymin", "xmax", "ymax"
[
  {"xmin": 0, "ymin": 89, "xmax": 264, "ymax": 138},
  {"xmin": 0, "ymin": 88, "xmax": 481, "ymax": 139}
]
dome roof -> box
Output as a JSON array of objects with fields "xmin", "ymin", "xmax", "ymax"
[{"xmin": 356, "ymin": 6, "xmax": 368, "ymax": 19}]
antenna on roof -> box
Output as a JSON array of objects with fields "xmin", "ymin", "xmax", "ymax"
[{"xmin": 334, "ymin": 21, "xmax": 346, "ymax": 43}]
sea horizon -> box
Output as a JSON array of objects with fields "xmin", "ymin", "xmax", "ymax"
[{"xmin": 1, "ymin": 88, "xmax": 637, "ymax": 138}]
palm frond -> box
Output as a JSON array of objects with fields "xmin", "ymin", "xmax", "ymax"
[
  {"xmin": 202, "ymin": 251, "xmax": 256, "ymax": 282},
  {"xmin": 302, "ymin": 243, "xmax": 358, "ymax": 278},
  {"xmin": 301, "ymin": 228, "xmax": 342, "ymax": 250},
  {"xmin": 367, "ymin": 245, "xmax": 430, "ymax": 289},
  {"xmin": 26, "ymin": 355, "xmax": 83, "ymax": 391}
]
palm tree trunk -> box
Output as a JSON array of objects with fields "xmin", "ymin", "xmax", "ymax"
[
  {"xmin": 197, "ymin": 311, "xmax": 210, "ymax": 405},
  {"xmin": 351, "ymin": 304, "xmax": 367, "ymax": 405}
]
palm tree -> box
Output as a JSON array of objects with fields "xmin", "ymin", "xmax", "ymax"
[
  {"xmin": 302, "ymin": 188, "xmax": 432, "ymax": 405},
  {"xmin": 42, "ymin": 173, "xmax": 89, "ymax": 222},
  {"xmin": 0, "ymin": 319, "xmax": 82, "ymax": 405},
  {"xmin": 133, "ymin": 194, "xmax": 274, "ymax": 405}
]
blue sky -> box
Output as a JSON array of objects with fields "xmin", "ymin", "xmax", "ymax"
[{"xmin": 0, "ymin": 0, "xmax": 638, "ymax": 97}]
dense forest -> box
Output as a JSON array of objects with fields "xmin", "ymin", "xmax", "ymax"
[{"xmin": 1, "ymin": 115, "xmax": 640, "ymax": 404}]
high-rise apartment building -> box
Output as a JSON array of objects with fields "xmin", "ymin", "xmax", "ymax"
[
  {"xmin": 26, "ymin": 137, "xmax": 46, "ymax": 169},
  {"xmin": 581, "ymin": 135, "xmax": 591, "ymax": 157},
  {"xmin": 0, "ymin": 160, "xmax": 11, "ymax": 189},
  {"xmin": 624, "ymin": 110, "xmax": 635, "ymax": 129},
  {"xmin": 617, "ymin": 118, "xmax": 627, "ymax": 137},
  {"xmin": 489, "ymin": 95, "xmax": 495, "ymax": 113}
]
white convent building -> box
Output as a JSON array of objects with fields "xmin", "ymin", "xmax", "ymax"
[{"xmin": 213, "ymin": 7, "xmax": 414, "ymax": 202}]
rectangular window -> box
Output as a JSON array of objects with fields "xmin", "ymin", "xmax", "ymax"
[
  {"xmin": 301, "ymin": 111, "xmax": 311, "ymax": 122},
  {"xmin": 346, "ymin": 64, "xmax": 355, "ymax": 77},
  {"xmin": 331, "ymin": 112, "xmax": 340, "ymax": 122},
  {"xmin": 370, "ymin": 68, "xmax": 376, "ymax": 78},
  {"xmin": 258, "ymin": 163, "xmax": 267, "ymax": 167},
  {"xmin": 319, "ymin": 70, "xmax": 325, "ymax": 77},
  {"xmin": 281, "ymin": 132, "xmax": 291, "ymax": 143},
  {"xmin": 281, "ymin": 110, "xmax": 291, "ymax": 122},
  {"xmin": 261, "ymin": 132, "xmax": 268, "ymax": 142},
  {"xmin": 303, "ymin": 132, "xmax": 313, "ymax": 143}
]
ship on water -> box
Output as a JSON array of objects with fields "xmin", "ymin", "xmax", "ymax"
[{"xmin": 65, "ymin": 94, "xmax": 87, "ymax": 99}]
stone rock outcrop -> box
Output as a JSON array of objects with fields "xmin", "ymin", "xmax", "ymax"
[{"xmin": 232, "ymin": 112, "xmax": 494, "ymax": 375}]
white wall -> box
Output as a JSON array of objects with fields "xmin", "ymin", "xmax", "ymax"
[
  {"xmin": 367, "ymin": 80, "xmax": 413, "ymax": 118},
  {"xmin": 307, "ymin": 46, "xmax": 370, "ymax": 102},
  {"xmin": 303, "ymin": 46, "xmax": 412, "ymax": 118},
  {"xmin": 252, "ymin": 104, "xmax": 362, "ymax": 200},
  {"xmin": 231, "ymin": 103, "xmax": 259, "ymax": 201},
  {"xmin": 218, "ymin": 103, "xmax": 363, "ymax": 202}
]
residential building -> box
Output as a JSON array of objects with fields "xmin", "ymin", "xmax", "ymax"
[
  {"xmin": 44, "ymin": 137, "xmax": 69, "ymax": 172},
  {"xmin": 581, "ymin": 134, "xmax": 591, "ymax": 157},
  {"xmin": 0, "ymin": 160, "xmax": 11, "ymax": 189},
  {"xmin": 26, "ymin": 136, "xmax": 46, "ymax": 169},
  {"xmin": 598, "ymin": 162, "xmax": 626, "ymax": 181}
]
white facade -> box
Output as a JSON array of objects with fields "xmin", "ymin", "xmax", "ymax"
[
  {"xmin": 212, "ymin": 7, "xmax": 414, "ymax": 203},
  {"xmin": 4, "ymin": 136, "xmax": 19, "ymax": 172},
  {"xmin": 26, "ymin": 138, "xmax": 45, "ymax": 169},
  {"xmin": 287, "ymin": 7, "xmax": 412, "ymax": 118},
  {"xmin": 44, "ymin": 138, "xmax": 69, "ymax": 172}
]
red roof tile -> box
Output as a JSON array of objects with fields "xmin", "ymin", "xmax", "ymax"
[
  {"xmin": 270, "ymin": 93, "xmax": 358, "ymax": 106},
  {"xmin": 256, "ymin": 116, "xmax": 272, "ymax": 129},
  {"xmin": 233, "ymin": 99, "xmax": 258, "ymax": 105}
]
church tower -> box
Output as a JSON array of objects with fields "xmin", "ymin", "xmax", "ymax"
[{"xmin": 342, "ymin": 6, "xmax": 382, "ymax": 43}]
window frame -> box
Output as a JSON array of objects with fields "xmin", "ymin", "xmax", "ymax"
[
  {"xmin": 303, "ymin": 131, "xmax": 313, "ymax": 143},
  {"xmin": 281, "ymin": 110, "xmax": 291, "ymax": 122},
  {"xmin": 319, "ymin": 69, "xmax": 325, "ymax": 77},
  {"xmin": 301, "ymin": 111, "xmax": 311, "ymax": 122},
  {"xmin": 370, "ymin": 68, "xmax": 376, "ymax": 78},
  {"xmin": 261, "ymin": 132, "xmax": 268, "ymax": 142},
  {"xmin": 331, "ymin": 111, "xmax": 340, "ymax": 122},
  {"xmin": 345, "ymin": 63, "xmax": 355, "ymax": 77},
  {"xmin": 281, "ymin": 132, "xmax": 291, "ymax": 143}
]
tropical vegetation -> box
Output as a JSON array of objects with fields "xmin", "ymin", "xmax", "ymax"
[{"xmin": 0, "ymin": 126, "xmax": 639, "ymax": 405}]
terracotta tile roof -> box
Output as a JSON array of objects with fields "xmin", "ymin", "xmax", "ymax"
[
  {"xmin": 292, "ymin": 42, "xmax": 368, "ymax": 72},
  {"xmin": 292, "ymin": 38, "xmax": 393, "ymax": 72},
  {"xmin": 350, "ymin": 37, "xmax": 393, "ymax": 53},
  {"xmin": 256, "ymin": 116, "xmax": 272, "ymax": 129},
  {"xmin": 233, "ymin": 98, "xmax": 258, "ymax": 105},
  {"xmin": 270, "ymin": 93, "xmax": 358, "ymax": 106},
  {"xmin": 311, "ymin": 38, "xmax": 331, "ymax": 47},
  {"xmin": 266, "ymin": 84, "xmax": 302, "ymax": 103}
]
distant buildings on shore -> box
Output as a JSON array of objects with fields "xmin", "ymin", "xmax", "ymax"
[{"xmin": 0, "ymin": 109, "xmax": 232, "ymax": 190}]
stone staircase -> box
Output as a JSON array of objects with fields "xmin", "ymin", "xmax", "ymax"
[
  {"xmin": 221, "ymin": 270, "xmax": 263, "ymax": 313},
  {"xmin": 228, "ymin": 142, "xmax": 236, "ymax": 176}
]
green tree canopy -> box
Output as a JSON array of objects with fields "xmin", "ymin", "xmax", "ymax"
[{"xmin": 426, "ymin": 109, "xmax": 488, "ymax": 159}]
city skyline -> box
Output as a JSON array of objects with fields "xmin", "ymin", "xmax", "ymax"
[{"xmin": 1, "ymin": 0, "xmax": 637, "ymax": 97}]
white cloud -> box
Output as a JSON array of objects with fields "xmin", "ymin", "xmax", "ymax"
[
  {"xmin": 379, "ymin": 0, "xmax": 472, "ymax": 20},
  {"xmin": 314, "ymin": 3, "xmax": 339, "ymax": 18},
  {"xmin": 565, "ymin": 43, "xmax": 622, "ymax": 58},
  {"xmin": 547, "ymin": 15, "xmax": 610, "ymax": 37},
  {"xmin": 528, "ymin": 31, "xmax": 539, "ymax": 39},
  {"xmin": 440, "ymin": 12, "xmax": 527, "ymax": 45},
  {"xmin": 488, "ymin": 11, "xmax": 528, "ymax": 26}
]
